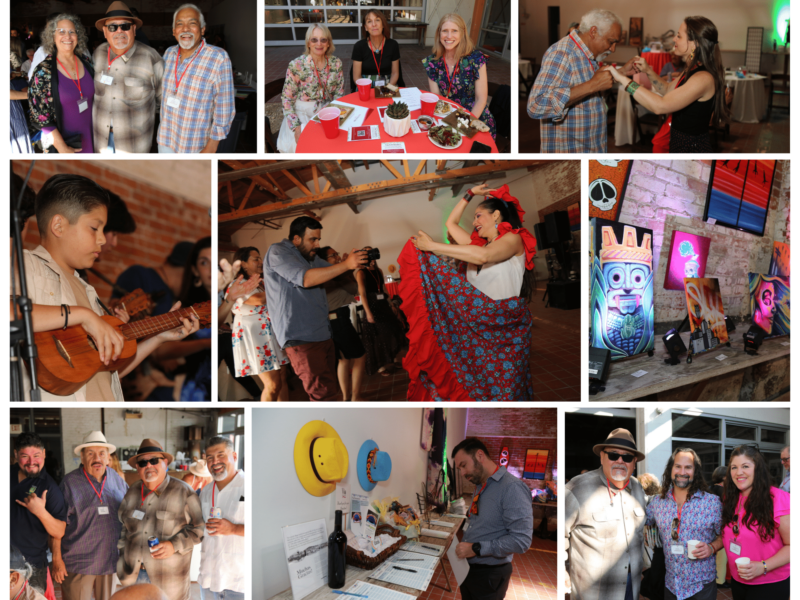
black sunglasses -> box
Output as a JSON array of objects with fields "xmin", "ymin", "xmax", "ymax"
[
  {"xmin": 605, "ymin": 451, "xmax": 635, "ymax": 463},
  {"xmin": 137, "ymin": 457, "xmax": 161, "ymax": 468},
  {"xmin": 107, "ymin": 23, "xmax": 133, "ymax": 32},
  {"xmin": 671, "ymin": 518, "xmax": 680, "ymax": 541}
]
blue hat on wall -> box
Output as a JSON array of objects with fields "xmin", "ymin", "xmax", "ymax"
[{"xmin": 357, "ymin": 440, "xmax": 392, "ymax": 491}]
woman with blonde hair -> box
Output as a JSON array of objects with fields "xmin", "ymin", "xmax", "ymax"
[
  {"xmin": 422, "ymin": 14, "xmax": 496, "ymax": 139},
  {"xmin": 28, "ymin": 14, "xmax": 94, "ymax": 153},
  {"xmin": 278, "ymin": 24, "xmax": 344, "ymax": 153}
]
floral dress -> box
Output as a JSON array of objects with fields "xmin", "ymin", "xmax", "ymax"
[
  {"xmin": 231, "ymin": 295, "xmax": 289, "ymax": 377},
  {"xmin": 278, "ymin": 54, "xmax": 344, "ymax": 152},
  {"xmin": 423, "ymin": 50, "xmax": 496, "ymax": 139}
]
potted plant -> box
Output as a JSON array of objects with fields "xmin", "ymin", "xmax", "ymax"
[{"xmin": 384, "ymin": 101, "xmax": 411, "ymax": 137}]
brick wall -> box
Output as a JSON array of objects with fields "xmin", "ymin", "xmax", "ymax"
[
  {"xmin": 463, "ymin": 409, "xmax": 556, "ymax": 495},
  {"xmin": 618, "ymin": 160, "xmax": 790, "ymax": 328},
  {"xmin": 12, "ymin": 160, "xmax": 210, "ymax": 302}
]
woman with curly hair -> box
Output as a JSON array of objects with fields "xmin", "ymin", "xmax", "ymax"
[
  {"xmin": 721, "ymin": 445, "xmax": 790, "ymax": 600},
  {"xmin": 28, "ymin": 14, "xmax": 94, "ymax": 153},
  {"xmin": 401, "ymin": 183, "xmax": 537, "ymax": 400}
]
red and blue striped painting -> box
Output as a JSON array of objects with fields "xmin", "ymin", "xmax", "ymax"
[{"xmin": 705, "ymin": 160, "xmax": 775, "ymax": 236}]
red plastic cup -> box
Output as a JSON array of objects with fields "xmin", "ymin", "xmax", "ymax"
[
  {"xmin": 319, "ymin": 107, "xmax": 341, "ymax": 139},
  {"xmin": 420, "ymin": 93, "xmax": 437, "ymax": 116},
  {"xmin": 357, "ymin": 78, "xmax": 372, "ymax": 101}
]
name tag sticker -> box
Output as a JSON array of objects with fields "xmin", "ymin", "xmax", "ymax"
[
  {"xmin": 167, "ymin": 96, "xmax": 181, "ymax": 108},
  {"xmin": 100, "ymin": 73, "xmax": 114, "ymax": 85},
  {"xmin": 730, "ymin": 542, "xmax": 741, "ymax": 555},
  {"xmin": 77, "ymin": 98, "xmax": 89, "ymax": 113},
  {"xmin": 133, "ymin": 510, "xmax": 145, "ymax": 520},
  {"xmin": 375, "ymin": 78, "xmax": 386, "ymax": 87},
  {"xmin": 98, "ymin": 506, "xmax": 109, "ymax": 515},
  {"xmin": 376, "ymin": 294, "xmax": 385, "ymax": 300},
  {"xmin": 670, "ymin": 544, "xmax": 684, "ymax": 555}
]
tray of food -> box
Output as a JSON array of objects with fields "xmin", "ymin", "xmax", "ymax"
[
  {"xmin": 442, "ymin": 107, "xmax": 491, "ymax": 138},
  {"xmin": 311, "ymin": 103, "xmax": 355, "ymax": 126},
  {"xmin": 433, "ymin": 100, "xmax": 457, "ymax": 118},
  {"xmin": 374, "ymin": 83, "xmax": 401, "ymax": 98},
  {"xmin": 428, "ymin": 124, "xmax": 463, "ymax": 150}
]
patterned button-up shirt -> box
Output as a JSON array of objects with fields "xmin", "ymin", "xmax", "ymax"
[
  {"xmin": 92, "ymin": 42, "xmax": 164, "ymax": 153},
  {"xmin": 60, "ymin": 466, "xmax": 128, "ymax": 575},
  {"xmin": 645, "ymin": 487, "xmax": 722, "ymax": 600},
  {"xmin": 117, "ymin": 475, "xmax": 204, "ymax": 600},
  {"xmin": 281, "ymin": 54, "xmax": 345, "ymax": 132},
  {"xmin": 527, "ymin": 32, "xmax": 606, "ymax": 153},
  {"xmin": 157, "ymin": 41, "xmax": 235, "ymax": 153},
  {"xmin": 565, "ymin": 468, "xmax": 648, "ymax": 600}
]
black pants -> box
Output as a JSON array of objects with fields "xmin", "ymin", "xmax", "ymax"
[
  {"xmin": 459, "ymin": 563, "xmax": 513, "ymax": 600},
  {"xmin": 665, "ymin": 581, "xmax": 716, "ymax": 600},
  {"xmin": 731, "ymin": 576, "xmax": 789, "ymax": 600}
]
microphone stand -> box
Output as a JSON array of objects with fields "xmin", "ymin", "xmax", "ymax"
[{"xmin": 10, "ymin": 161, "xmax": 41, "ymax": 401}]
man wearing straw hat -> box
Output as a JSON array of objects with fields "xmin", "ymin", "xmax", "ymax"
[
  {"xmin": 565, "ymin": 428, "xmax": 648, "ymax": 600},
  {"xmin": 92, "ymin": 1, "xmax": 164, "ymax": 153},
  {"xmin": 52, "ymin": 431, "xmax": 129, "ymax": 600},
  {"xmin": 117, "ymin": 439, "xmax": 204, "ymax": 600}
]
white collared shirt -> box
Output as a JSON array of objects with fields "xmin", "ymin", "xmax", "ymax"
[{"xmin": 198, "ymin": 470, "xmax": 246, "ymax": 593}]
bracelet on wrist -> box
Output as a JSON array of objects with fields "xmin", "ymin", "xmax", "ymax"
[
  {"xmin": 625, "ymin": 81, "xmax": 640, "ymax": 95},
  {"xmin": 463, "ymin": 191, "xmax": 474, "ymax": 202}
]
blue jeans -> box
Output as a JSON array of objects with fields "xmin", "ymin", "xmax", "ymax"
[
  {"xmin": 158, "ymin": 144, "xmax": 176, "ymax": 153},
  {"xmin": 625, "ymin": 571, "xmax": 633, "ymax": 600},
  {"xmin": 200, "ymin": 589, "xmax": 244, "ymax": 600},
  {"xmin": 136, "ymin": 569, "xmax": 151, "ymax": 584}
]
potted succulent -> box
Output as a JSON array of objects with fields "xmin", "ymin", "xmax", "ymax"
[{"xmin": 383, "ymin": 101, "xmax": 411, "ymax": 137}]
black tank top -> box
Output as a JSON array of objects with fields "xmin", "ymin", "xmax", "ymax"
[{"xmin": 672, "ymin": 65, "xmax": 716, "ymax": 134}]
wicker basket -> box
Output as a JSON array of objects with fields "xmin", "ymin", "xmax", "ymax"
[{"xmin": 346, "ymin": 525, "xmax": 404, "ymax": 570}]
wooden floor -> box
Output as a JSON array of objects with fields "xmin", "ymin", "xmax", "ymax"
[{"xmin": 518, "ymin": 101, "xmax": 790, "ymax": 154}]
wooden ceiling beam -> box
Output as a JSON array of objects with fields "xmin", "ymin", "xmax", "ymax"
[
  {"xmin": 311, "ymin": 164, "xmax": 320, "ymax": 194},
  {"xmin": 282, "ymin": 170, "xmax": 312, "ymax": 196},
  {"xmin": 239, "ymin": 180, "xmax": 257, "ymax": 211},
  {"xmin": 413, "ymin": 160, "xmax": 427, "ymax": 176},
  {"xmin": 317, "ymin": 161, "xmax": 351, "ymax": 189},
  {"xmin": 380, "ymin": 160, "xmax": 403, "ymax": 180},
  {"xmin": 217, "ymin": 160, "xmax": 320, "ymax": 181}
]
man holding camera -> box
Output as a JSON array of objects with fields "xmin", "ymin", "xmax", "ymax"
[{"xmin": 263, "ymin": 216, "xmax": 369, "ymax": 400}]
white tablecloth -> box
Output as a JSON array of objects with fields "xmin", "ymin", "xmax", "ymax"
[{"xmin": 725, "ymin": 73, "xmax": 767, "ymax": 123}]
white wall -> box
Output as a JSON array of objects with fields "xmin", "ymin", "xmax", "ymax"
[
  {"xmin": 209, "ymin": 0, "xmax": 258, "ymax": 77},
  {"xmin": 253, "ymin": 407, "xmax": 468, "ymax": 600},
  {"xmin": 231, "ymin": 162, "xmax": 578, "ymax": 285},
  {"xmin": 639, "ymin": 407, "xmax": 791, "ymax": 476},
  {"xmin": 520, "ymin": 1, "xmax": 790, "ymax": 74},
  {"xmin": 61, "ymin": 408, "xmax": 211, "ymax": 474},
  {"xmin": 425, "ymin": 0, "xmax": 475, "ymax": 48}
]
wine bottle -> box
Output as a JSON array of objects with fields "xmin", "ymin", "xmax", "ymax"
[{"xmin": 328, "ymin": 510, "xmax": 347, "ymax": 589}]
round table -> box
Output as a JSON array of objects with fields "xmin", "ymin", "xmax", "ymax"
[
  {"xmin": 725, "ymin": 73, "xmax": 767, "ymax": 123},
  {"xmin": 384, "ymin": 281, "xmax": 400, "ymax": 297},
  {"xmin": 642, "ymin": 52, "xmax": 670, "ymax": 75},
  {"xmin": 295, "ymin": 90, "xmax": 498, "ymax": 153}
]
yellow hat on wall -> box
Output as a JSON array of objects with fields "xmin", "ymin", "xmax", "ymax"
[{"xmin": 294, "ymin": 421, "xmax": 349, "ymax": 497}]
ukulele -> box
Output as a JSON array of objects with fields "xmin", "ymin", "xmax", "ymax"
[
  {"xmin": 31, "ymin": 301, "xmax": 212, "ymax": 396},
  {"xmin": 109, "ymin": 288, "xmax": 158, "ymax": 321}
]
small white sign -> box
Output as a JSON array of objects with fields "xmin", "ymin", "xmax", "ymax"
[
  {"xmin": 588, "ymin": 368, "xmax": 598, "ymax": 375},
  {"xmin": 707, "ymin": 218, "xmax": 717, "ymax": 225},
  {"xmin": 715, "ymin": 354, "xmax": 728, "ymax": 361},
  {"xmin": 781, "ymin": 342, "xmax": 790, "ymax": 346},
  {"xmin": 631, "ymin": 370, "xmax": 648, "ymax": 378}
]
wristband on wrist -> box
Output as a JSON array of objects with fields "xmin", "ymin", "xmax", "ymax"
[
  {"xmin": 762, "ymin": 560, "xmax": 768, "ymax": 576},
  {"xmin": 464, "ymin": 191, "xmax": 474, "ymax": 202},
  {"xmin": 60, "ymin": 304, "xmax": 71, "ymax": 329},
  {"xmin": 625, "ymin": 81, "xmax": 640, "ymax": 95}
]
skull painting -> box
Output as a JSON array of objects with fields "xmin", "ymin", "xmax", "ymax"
[
  {"xmin": 589, "ymin": 178, "xmax": 617, "ymax": 212},
  {"xmin": 596, "ymin": 159, "xmax": 622, "ymax": 167}
]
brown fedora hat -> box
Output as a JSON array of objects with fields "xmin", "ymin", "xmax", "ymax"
[
  {"xmin": 127, "ymin": 438, "xmax": 174, "ymax": 468},
  {"xmin": 592, "ymin": 428, "xmax": 645, "ymax": 461},
  {"xmin": 96, "ymin": 1, "xmax": 143, "ymax": 31}
]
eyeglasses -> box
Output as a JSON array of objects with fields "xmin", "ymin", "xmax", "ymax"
[
  {"xmin": 671, "ymin": 518, "xmax": 680, "ymax": 541},
  {"xmin": 732, "ymin": 520, "xmax": 740, "ymax": 537},
  {"xmin": 310, "ymin": 38, "xmax": 328, "ymax": 44},
  {"xmin": 781, "ymin": 458, "xmax": 790, "ymax": 463},
  {"xmin": 106, "ymin": 23, "xmax": 133, "ymax": 32},
  {"xmin": 136, "ymin": 458, "xmax": 161, "ymax": 468},
  {"xmin": 605, "ymin": 451, "xmax": 635, "ymax": 463},
  {"xmin": 55, "ymin": 29, "xmax": 78, "ymax": 37}
]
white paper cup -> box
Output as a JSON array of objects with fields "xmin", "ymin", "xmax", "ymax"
[
  {"xmin": 735, "ymin": 557, "xmax": 750, "ymax": 567},
  {"xmin": 687, "ymin": 540, "xmax": 701, "ymax": 559}
]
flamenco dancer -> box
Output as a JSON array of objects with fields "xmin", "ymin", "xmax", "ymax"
[
  {"xmin": 400, "ymin": 184, "xmax": 537, "ymax": 400},
  {"xmin": 228, "ymin": 247, "xmax": 290, "ymax": 401}
]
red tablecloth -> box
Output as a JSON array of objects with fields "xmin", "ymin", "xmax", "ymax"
[
  {"xmin": 642, "ymin": 52, "xmax": 670, "ymax": 75},
  {"xmin": 296, "ymin": 90, "xmax": 498, "ymax": 153},
  {"xmin": 385, "ymin": 281, "xmax": 400, "ymax": 297}
]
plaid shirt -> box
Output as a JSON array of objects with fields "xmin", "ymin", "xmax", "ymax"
[
  {"xmin": 60, "ymin": 466, "xmax": 128, "ymax": 575},
  {"xmin": 92, "ymin": 42, "xmax": 164, "ymax": 153},
  {"xmin": 528, "ymin": 33, "xmax": 606, "ymax": 153},
  {"xmin": 157, "ymin": 41, "xmax": 235, "ymax": 153},
  {"xmin": 117, "ymin": 475, "xmax": 204, "ymax": 600}
]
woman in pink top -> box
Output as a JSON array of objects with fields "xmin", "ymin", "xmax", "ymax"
[{"xmin": 721, "ymin": 445, "xmax": 790, "ymax": 600}]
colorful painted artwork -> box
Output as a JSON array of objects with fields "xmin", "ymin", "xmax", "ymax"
[
  {"xmin": 749, "ymin": 274, "xmax": 790, "ymax": 338},
  {"xmin": 768, "ymin": 241, "xmax": 790, "ymax": 276},
  {"xmin": 588, "ymin": 160, "xmax": 633, "ymax": 220},
  {"xmin": 704, "ymin": 160, "xmax": 775, "ymax": 236},
  {"xmin": 664, "ymin": 230, "xmax": 712, "ymax": 290},
  {"xmin": 590, "ymin": 218, "xmax": 655, "ymax": 361},
  {"xmin": 523, "ymin": 449, "xmax": 548, "ymax": 480},
  {"xmin": 684, "ymin": 278, "xmax": 729, "ymax": 356},
  {"xmin": 568, "ymin": 202, "xmax": 580, "ymax": 231}
]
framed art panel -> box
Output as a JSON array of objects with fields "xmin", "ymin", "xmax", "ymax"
[
  {"xmin": 663, "ymin": 230, "xmax": 712, "ymax": 290},
  {"xmin": 749, "ymin": 274, "xmax": 790, "ymax": 338},
  {"xmin": 685, "ymin": 277, "xmax": 729, "ymax": 356},
  {"xmin": 704, "ymin": 160, "xmax": 776, "ymax": 236},
  {"xmin": 768, "ymin": 241, "xmax": 790, "ymax": 276},
  {"xmin": 523, "ymin": 449, "xmax": 549, "ymax": 480},
  {"xmin": 588, "ymin": 160, "xmax": 633, "ymax": 221}
]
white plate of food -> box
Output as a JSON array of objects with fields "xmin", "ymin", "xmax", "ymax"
[
  {"xmin": 428, "ymin": 124, "xmax": 463, "ymax": 150},
  {"xmin": 433, "ymin": 100, "xmax": 457, "ymax": 118}
]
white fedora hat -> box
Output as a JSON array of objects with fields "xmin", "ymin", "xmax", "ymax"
[{"xmin": 74, "ymin": 431, "xmax": 116, "ymax": 456}]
